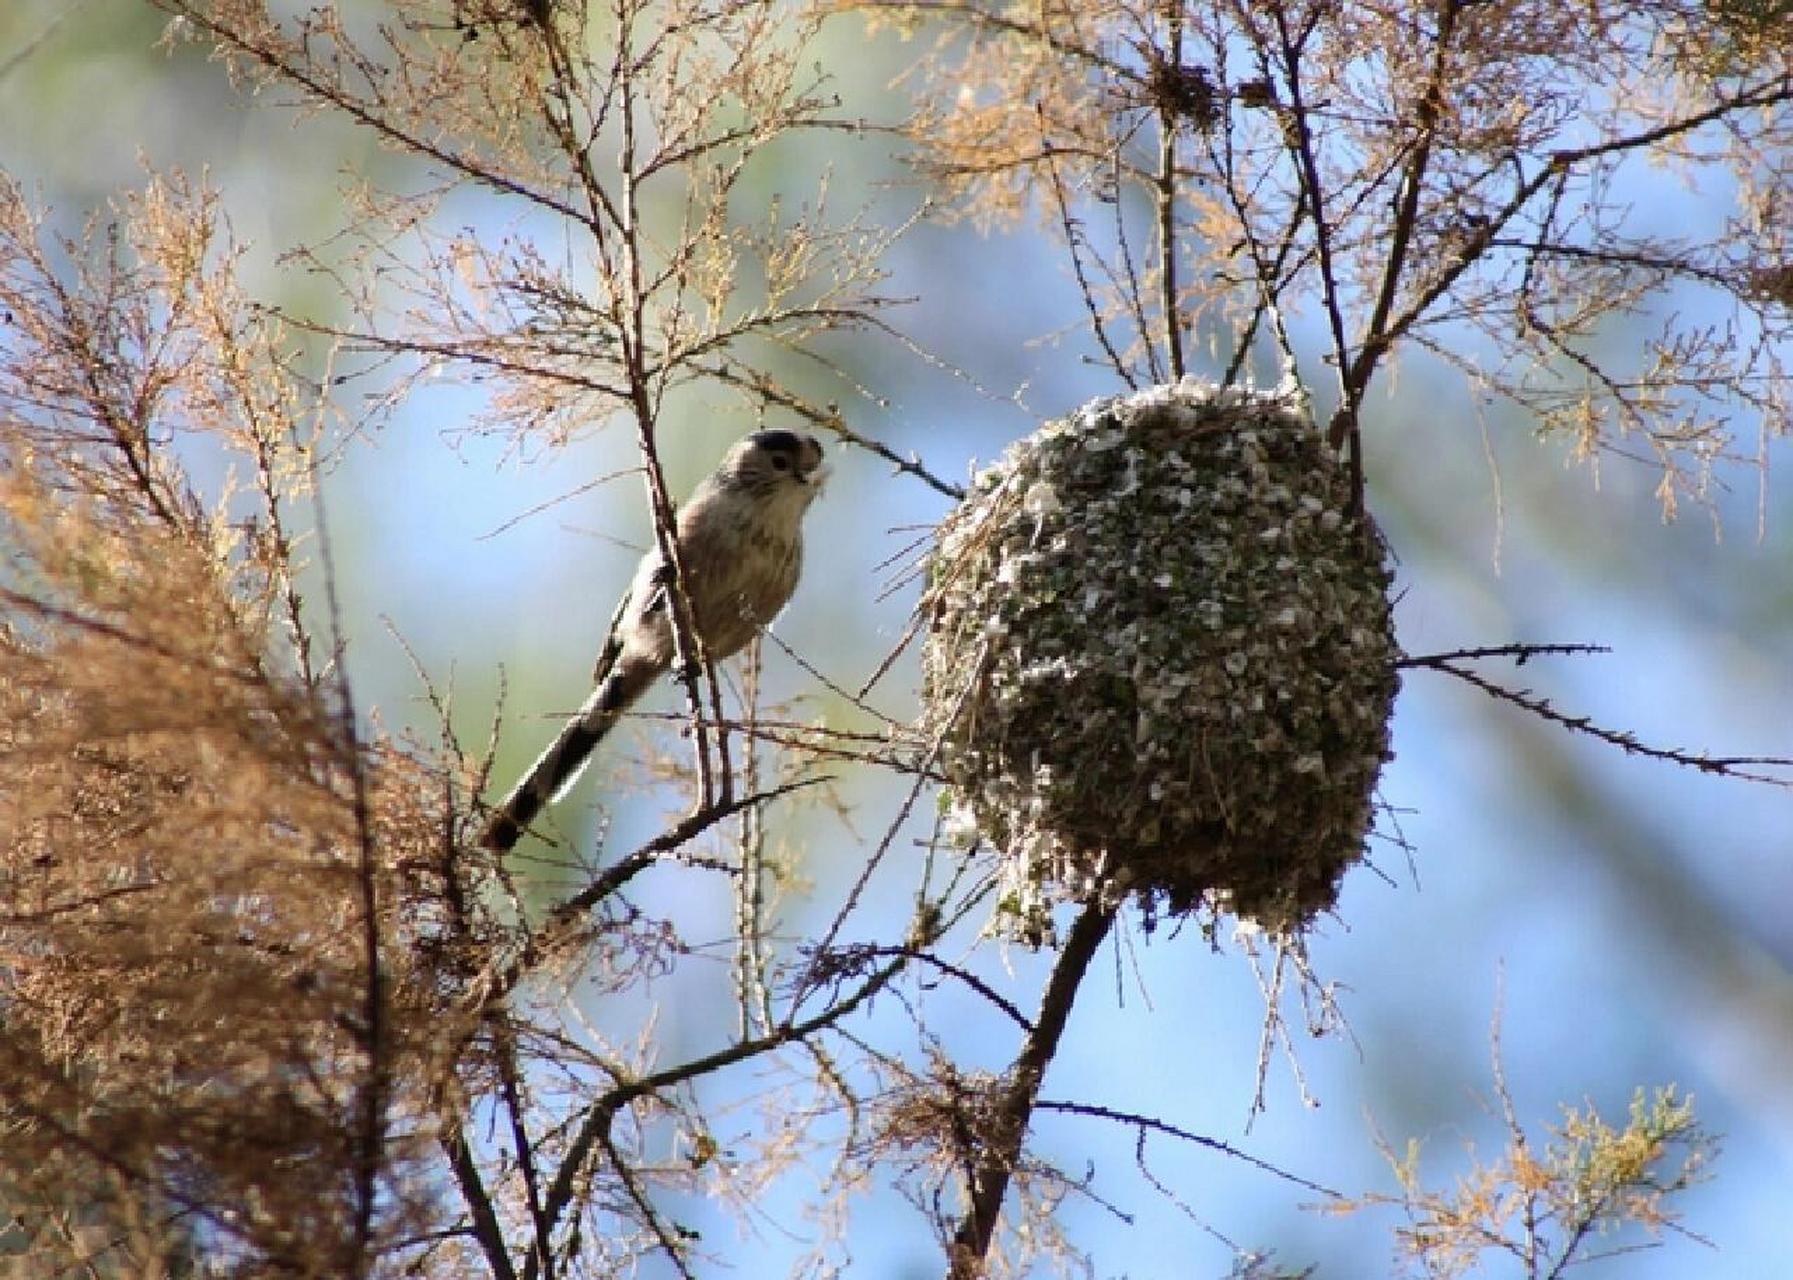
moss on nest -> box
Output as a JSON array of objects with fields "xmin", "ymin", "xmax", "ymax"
[{"xmin": 921, "ymin": 380, "xmax": 1400, "ymax": 935}]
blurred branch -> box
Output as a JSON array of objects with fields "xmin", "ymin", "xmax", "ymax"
[
  {"xmin": 0, "ymin": 0, "xmax": 97, "ymax": 83},
  {"xmin": 310, "ymin": 453, "xmax": 390, "ymax": 1268},
  {"xmin": 440, "ymin": 1120, "xmax": 517, "ymax": 1280}
]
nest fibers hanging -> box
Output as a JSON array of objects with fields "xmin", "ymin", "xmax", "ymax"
[{"xmin": 921, "ymin": 380, "xmax": 1400, "ymax": 935}]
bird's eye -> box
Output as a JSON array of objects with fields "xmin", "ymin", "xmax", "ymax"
[{"xmin": 770, "ymin": 453, "xmax": 791, "ymax": 471}]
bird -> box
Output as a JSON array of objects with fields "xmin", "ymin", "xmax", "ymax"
[{"xmin": 479, "ymin": 429, "xmax": 827, "ymax": 852}]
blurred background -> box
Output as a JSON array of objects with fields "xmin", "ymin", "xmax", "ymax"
[{"xmin": 4, "ymin": 3, "xmax": 1789, "ymax": 1276}]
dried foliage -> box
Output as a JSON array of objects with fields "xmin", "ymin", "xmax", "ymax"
[
  {"xmin": 852, "ymin": 0, "xmax": 1792, "ymax": 513},
  {"xmin": 0, "ymin": 173, "xmax": 455, "ymax": 1274},
  {"xmin": 10, "ymin": 5, "xmax": 956, "ymax": 1277},
  {"xmin": 1344, "ymin": 1084, "xmax": 1714, "ymax": 1278},
  {"xmin": 157, "ymin": 0, "xmax": 904, "ymax": 450}
]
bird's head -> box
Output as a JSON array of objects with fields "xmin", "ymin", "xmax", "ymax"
[{"xmin": 726, "ymin": 429, "xmax": 828, "ymax": 498}]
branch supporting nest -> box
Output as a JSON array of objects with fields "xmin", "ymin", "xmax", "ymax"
[{"xmin": 948, "ymin": 902, "xmax": 1115, "ymax": 1279}]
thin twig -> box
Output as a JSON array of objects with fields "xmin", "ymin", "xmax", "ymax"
[
  {"xmin": 535, "ymin": 953, "xmax": 912, "ymax": 1253},
  {"xmin": 307, "ymin": 435, "xmax": 388, "ymax": 1266},
  {"xmin": 1414, "ymin": 657, "xmax": 1793, "ymax": 785},
  {"xmin": 1398, "ymin": 642, "xmax": 1610, "ymax": 668},
  {"xmin": 852, "ymin": 945, "xmax": 1036, "ymax": 1033},
  {"xmin": 703, "ymin": 360, "xmax": 968, "ymax": 500},
  {"xmin": 1155, "ymin": 5, "xmax": 1186, "ymax": 380},
  {"xmin": 595, "ymin": 1122, "xmax": 698, "ymax": 1280},
  {"xmin": 1037, "ymin": 105, "xmax": 1138, "ymax": 388},
  {"xmin": 1033, "ymin": 1100, "xmax": 1341, "ymax": 1198}
]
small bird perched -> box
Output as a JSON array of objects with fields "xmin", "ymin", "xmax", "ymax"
[{"xmin": 480, "ymin": 430, "xmax": 827, "ymax": 852}]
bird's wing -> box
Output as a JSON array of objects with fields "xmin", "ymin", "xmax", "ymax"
[{"xmin": 589, "ymin": 584, "xmax": 636, "ymax": 684}]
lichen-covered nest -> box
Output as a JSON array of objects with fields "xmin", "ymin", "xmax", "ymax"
[{"xmin": 920, "ymin": 380, "xmax": 1400, "ymax": 934}]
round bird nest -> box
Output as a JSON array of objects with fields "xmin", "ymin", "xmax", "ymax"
[{"xmin": 920, "ymin": 380, "xmax": 1400, "ymax": 936}]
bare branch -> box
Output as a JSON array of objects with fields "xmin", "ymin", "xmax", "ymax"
[
  {"xmin": 1409, "ymin": 653, "xmax": 1793, "ymax": 785},
  {"xmin": 948, "ymin": 903, "xmax": 1115, "ymax": 1279}
]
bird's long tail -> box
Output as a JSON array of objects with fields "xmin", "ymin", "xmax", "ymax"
[{"xmin": 479, "ymin": 657, "xmax": 655, "ymax": 852}]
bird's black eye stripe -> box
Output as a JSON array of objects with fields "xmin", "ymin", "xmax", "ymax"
[{"xmin": 770, "ymin": 453, "xmax": 791, "ymax": 470}]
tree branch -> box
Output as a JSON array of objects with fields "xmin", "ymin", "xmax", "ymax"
[
  {"xmin": 1409, "ymin": 653, "xmax": 1793, "ymax": 785},
  {"xmin": 947, "ymin": 902, "xmax": 1115, "ymax": 1279}
]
